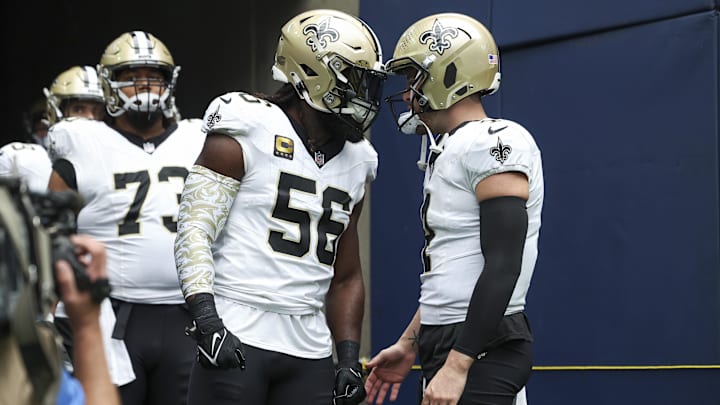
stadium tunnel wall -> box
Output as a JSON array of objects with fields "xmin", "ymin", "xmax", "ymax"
[{"xmin": 363, "ymin": 1, "xmax": 720, "ymax": 404}]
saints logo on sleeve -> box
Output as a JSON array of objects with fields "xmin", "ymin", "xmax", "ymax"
[{"xmin": 201, "ymin": 92, "xmax": 276, "ymax": 136}]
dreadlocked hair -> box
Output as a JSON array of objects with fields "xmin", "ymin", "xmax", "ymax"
[{"xmin": 253, "ymin": 83, "xmax": 299, "ymax": 110}]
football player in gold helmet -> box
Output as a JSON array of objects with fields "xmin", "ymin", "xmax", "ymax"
[
  {"xmin": 174, "ymin": 9, "xmax": 385, "ymax": 405},
  {"xmin": 365, "ymin": 13, "xmax": 543, "ymax": 405},
  {"xmin": 44, "ymin": 65, "xmax": 105, "ymax": 126},
  {"xmin": 48, "ymin": 30, "xmax": 204, "ymax": 405},
  {"xmin": 1, "ymin": 65, "xmax": 103, "ymax": 196}
]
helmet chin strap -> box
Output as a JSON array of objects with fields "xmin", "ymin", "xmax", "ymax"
[
  {"xmin": 114, "ymin": 91, "xmax": 169, "ymax": 117},
  {"xmin": 108, "ymin": 77, "xmax": 174, "ymax": 118},
  {"xmin": 397, "ymin": 111, "xmax": 442, "ymax": 171}
]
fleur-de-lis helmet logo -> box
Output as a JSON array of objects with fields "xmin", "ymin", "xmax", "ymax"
[
  {"xmin": 490, "ymin": 138, "xmax": 512, "ymax": 164},
  {"xmin": 419, "ymin": 19, "xmax": 459, "ymax": 55},
  {"xmin": 303, "ymin": 17, "xmax": 340, "ymax": 52}
]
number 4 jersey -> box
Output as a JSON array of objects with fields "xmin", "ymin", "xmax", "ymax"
[{"xmin": 48, "ymin": 118, "xmax": 206, "ymax": 304}]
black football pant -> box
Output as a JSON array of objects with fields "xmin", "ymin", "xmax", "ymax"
[
  {"xmin": 187, "ymin": 344, "xmax": 334, "ymax": 405},
  {"xmin": 114, "ymin": 301, "xmax": 195, "ymax": 405},
  {"xmin": 418, "ymin": 313, "xmax": 533, "ymax": 405},
  {"xmin": 118, "ymin": 300, "xmax": 197, "ymax": 405},
  {"xmin": 55, "ymin": 301, "xmax": 196, "ymax": 405}
]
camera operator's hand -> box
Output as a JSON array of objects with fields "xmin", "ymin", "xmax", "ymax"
[
  {"xmin": 54, "ymin": 234, "xmax": 120, "ymax": 405},
  {"xmin": 55, "ymin": 234, "xmax": 107, "ymax": 328}
]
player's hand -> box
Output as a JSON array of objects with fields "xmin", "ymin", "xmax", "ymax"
[
  {"xmin": 421, "ymin": 350, "xmax": 473, "ymax": 405},
  {"xmin": 364, "ymin": 342, "xmax": 417, "ymax": 404},
  {"xmin": 185, "ymin": 322, "xmax": 246, "ymax": 369},
  {"xmin": 333, "ymin": 362, "xmax": 366, "ymax": 405},
  {"xmin": 185, "ymin": 293, "xmax": 246, "ymax": 370}
]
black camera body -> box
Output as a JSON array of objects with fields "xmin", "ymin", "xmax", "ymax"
[
  {"xmin": 0, "ymin": 176, "xmax": 110, "ymax": 330},
  {"xmin": 1, "ymin": 176, "xmax": 112, "ymax": 403},
  {"xmin": 29, "ymin": 188, "xmax": 110, "ymax": 304}
]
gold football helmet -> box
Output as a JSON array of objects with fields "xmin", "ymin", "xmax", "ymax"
[
  {"xmin": 386, "ymin": 13, "xmax": 501, "ymax": 111},
  {"xmin": 97, "ymin": 31, "xmax": 179, "ymax": 118},
  {"xmin": 272, "ymin": 9, "xmax": 386, "ymax": 133},
  {"xmin": 43, "ymin": 66, "xmax": 104, "ymax": 125}
]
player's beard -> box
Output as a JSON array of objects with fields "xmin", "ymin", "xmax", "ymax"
[
  {"xmin": 125, "ymin": 110, "xmax": 164, "ymax": 131},
  {"xmin": 321, "ymin": 113, "xmax": 364, "ymax": 143}
]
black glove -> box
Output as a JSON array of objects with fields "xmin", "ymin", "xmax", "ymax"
[
  {"xmin": 185, "ymin": 293, "xmax": 246, "ymax": 370},
  {"xmin": 333, "ymin": 340, "xmax": 366, "ymax": 405}
]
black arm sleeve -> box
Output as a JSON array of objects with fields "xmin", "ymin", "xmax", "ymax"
[
  {"xmin": 52, "ymin": 158, "xmax": 78, "ymax": 191},
  {"xmin": 453, "ymin": 196, "xmax": 528, "ymax": 358}
]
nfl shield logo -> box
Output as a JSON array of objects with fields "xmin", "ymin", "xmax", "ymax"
[{"xmin": 314, "ymin": 151, "xmax": 325, "ymax": 167}]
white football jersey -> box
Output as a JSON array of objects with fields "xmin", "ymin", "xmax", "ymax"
[
  {"xmin": 202, "ymin": 92, "xmax": 377, "ymax": 357},
  {"xmin": 0, "ymin": 142, "xmax": 51, "ymax": 193},
  {"xmin": 419, "ymin": 119, "xmax": 544, "ymax": 325},
  {"xmin": 49, "ymin": 118, "xmax": 205, "ymax": 304}
]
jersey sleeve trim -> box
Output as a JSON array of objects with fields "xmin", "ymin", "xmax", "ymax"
[{"xmin": 469, "ymin": 163, "xmax": 531, "ymax": 191}]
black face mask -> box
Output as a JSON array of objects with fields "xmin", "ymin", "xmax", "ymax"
[{"xmin": 124, "ymin": 110, "xmax": 163, "ymax": 131}]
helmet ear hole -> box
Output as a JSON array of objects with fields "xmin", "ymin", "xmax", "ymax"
[
  {"xmin": 443, "ymin": 63, "xmax": 457, "ymax": 88},
  {"xmin": 300, "ymin": 64, "xmax": 318, "ymax": 77}
]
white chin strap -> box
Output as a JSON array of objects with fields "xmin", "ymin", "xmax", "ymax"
[
  {"xmin": 397, "ymin": 111, "xmax": 442, "ymax": 171},
  {"xmin": 109, "ymin": 87, "xmax": 172, "ymax": 118}
]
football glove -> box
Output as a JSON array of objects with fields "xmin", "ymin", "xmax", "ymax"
[
  {"xmin": 333, "ymin": 340, "xmax": 366, "ymax": 405},
  {"xmin": 333, "ymin": 364, "xmax": 366, "ymax": 405},
  {"xmin": 185, "ymin": 293, "xmax": 246, "ymax": 370}
]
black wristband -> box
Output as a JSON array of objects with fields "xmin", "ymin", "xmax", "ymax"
[
  {"xmin": 187, "ymin": 293, "xmax": 223, "ymax": 334},
  {"xmin": 336, "ymin": 340, "xmax": 361, "ymax": 369}
]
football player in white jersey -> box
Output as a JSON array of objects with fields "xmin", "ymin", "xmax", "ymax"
[
  {"xmin": 174, "ymin": 9, "xmax": 386, "ymax": 405},
  {"xmin": 1, "ymin": 65, "xmax": 106, "ymax": 195},
  {"xmin": 365, "ymin": 14, "xmax": 544, "ymax": 405},
  {"xmin": 48, "ymin": 31, "xmax": 204, "ymax": 405},
  {"xmin": 0, "ymin": 142, "xmax": 51, "ymax": 193}
]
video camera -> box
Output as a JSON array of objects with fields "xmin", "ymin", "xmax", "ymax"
[{"xmin": 0, "ymin": 175, "xmax": 110, "ymax": 404}]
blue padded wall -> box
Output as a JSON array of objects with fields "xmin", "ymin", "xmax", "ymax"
[
  {"xmin": 363, "ymin": 1, "xmax": 719, "ymax": 404},
  {"xmin": 493, "ymin": 0, "xmax": 715, "ymax": 48}
]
